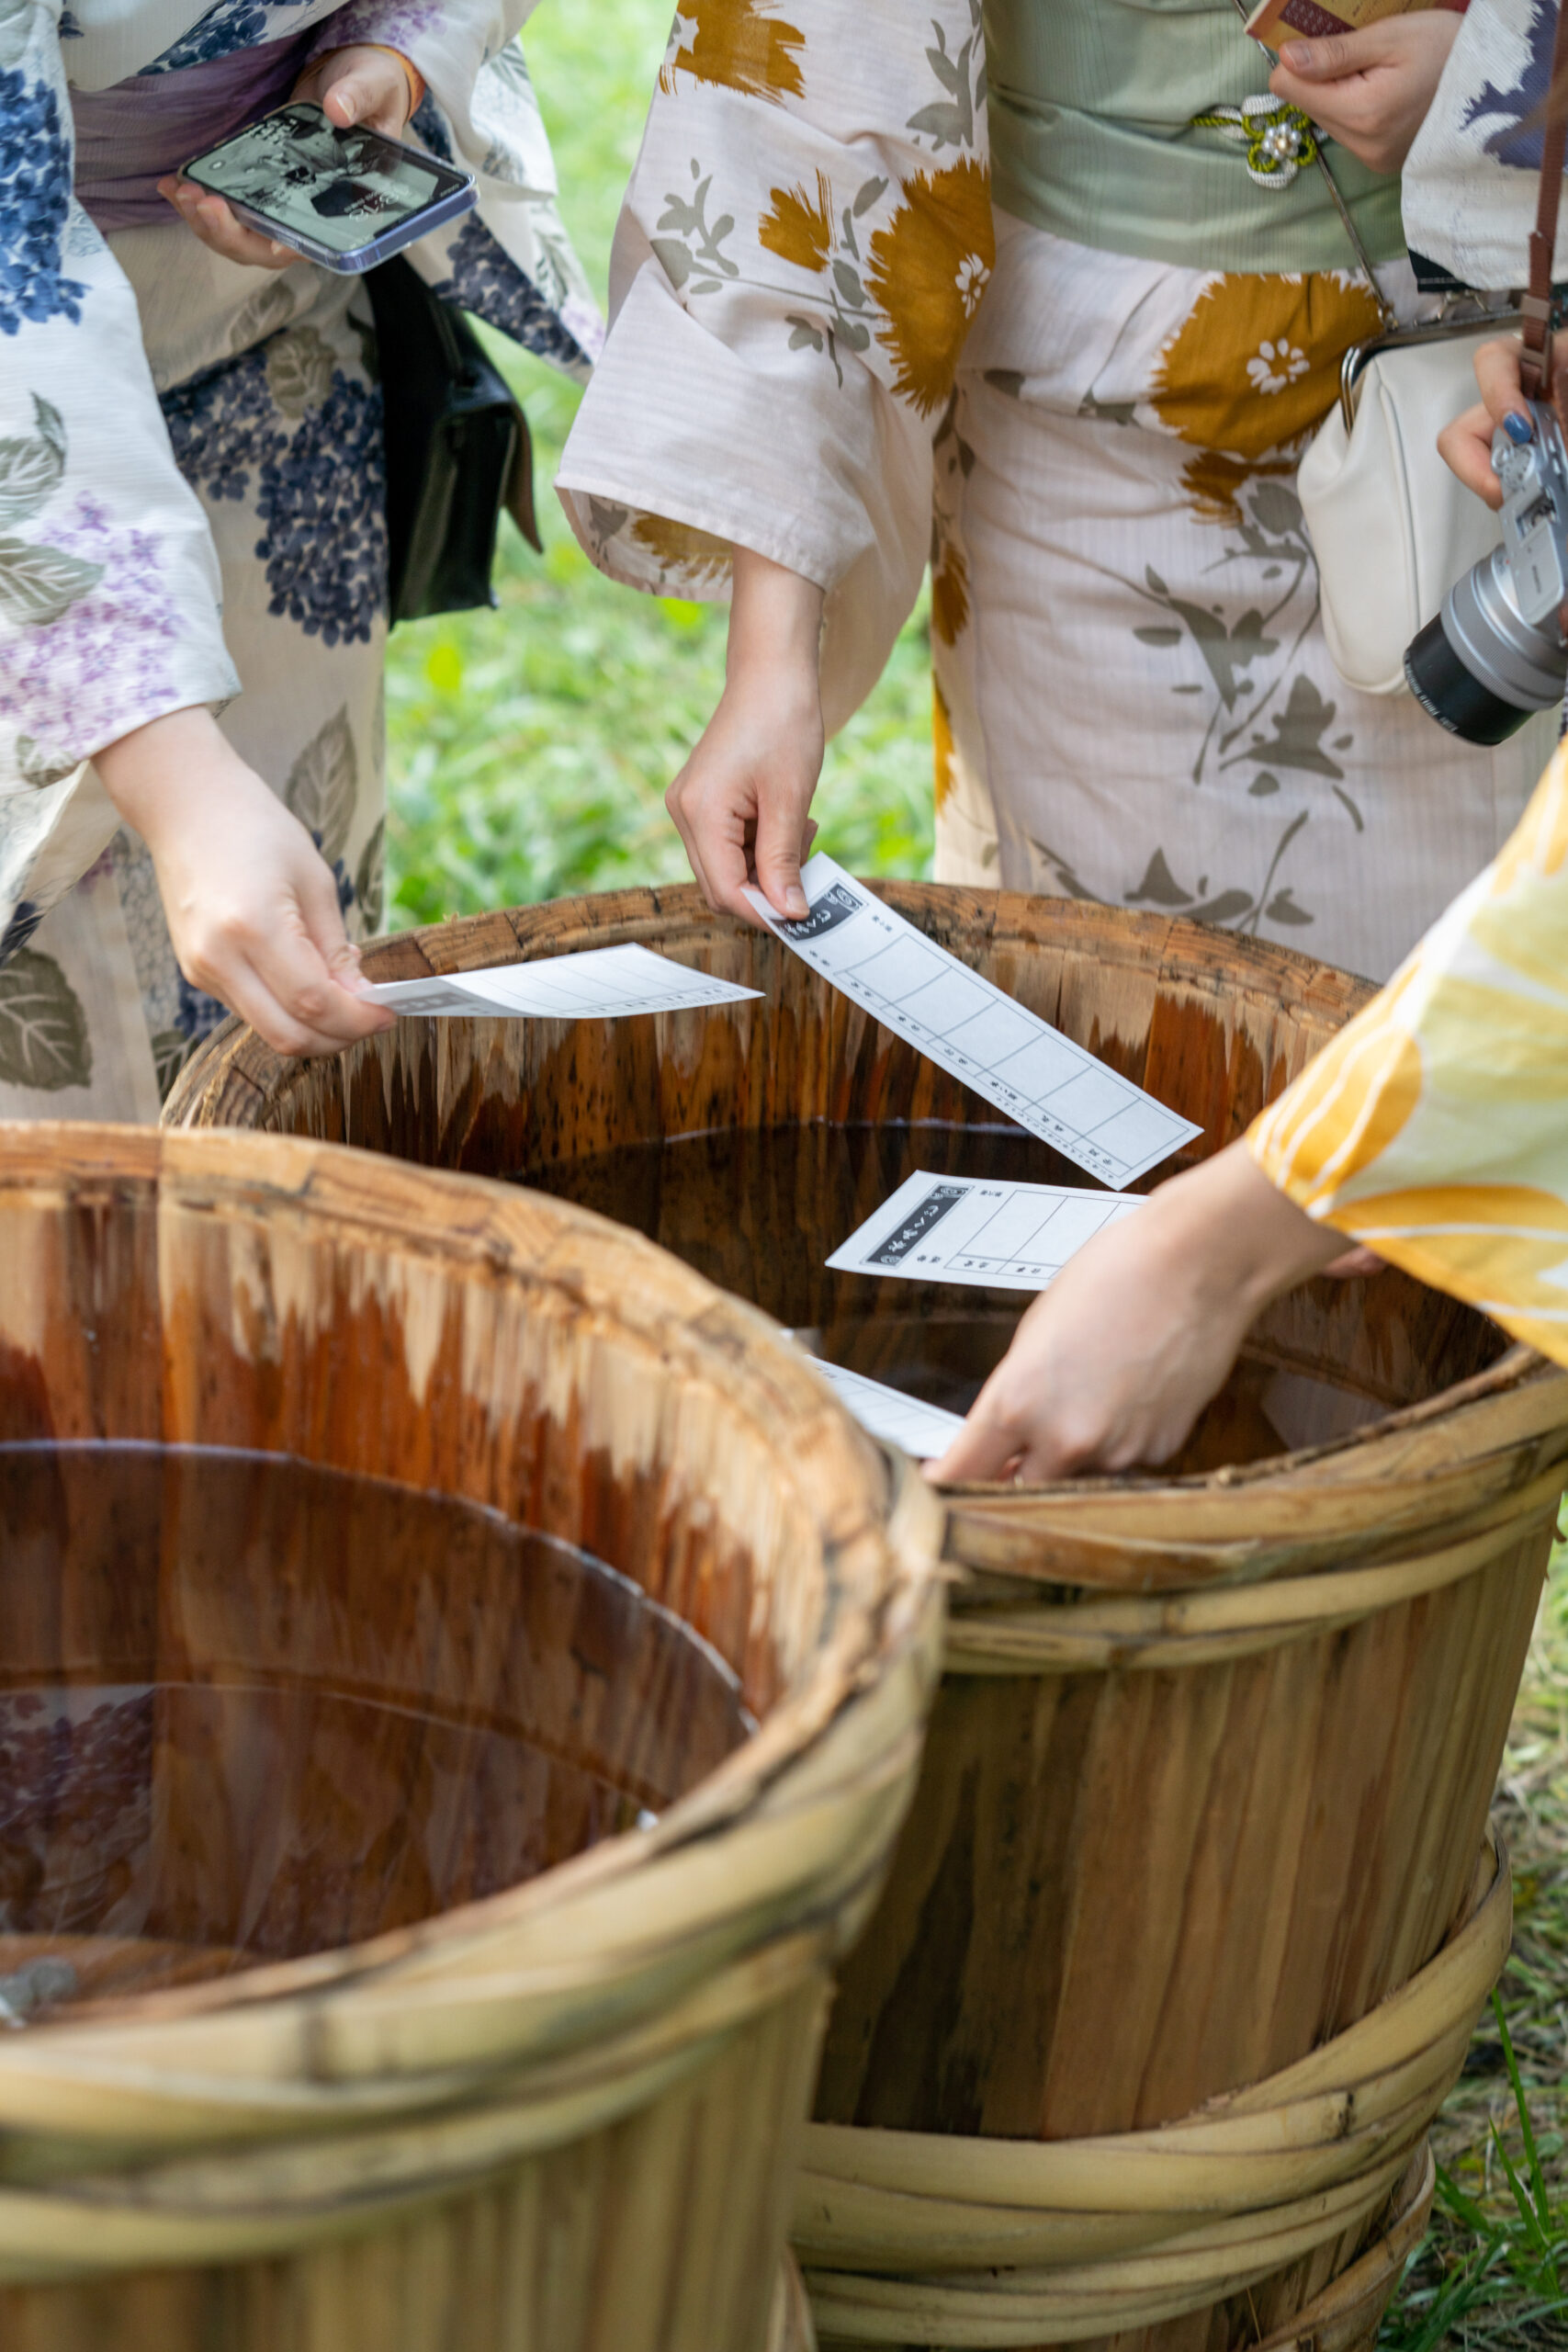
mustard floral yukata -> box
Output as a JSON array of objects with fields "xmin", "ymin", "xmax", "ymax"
[
  {"xmin": 1244, "ymin": 0, "xmax": 1568, "ymax": 1370},
  {"xmin": 558, "ymin": 0, "xmax": 1552, "ymax": 985}
]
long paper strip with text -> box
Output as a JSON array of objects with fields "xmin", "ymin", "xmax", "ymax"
[
  {"xmin": 745, "ymin": 856, "xmax": 1199, "ymax": 1188},
  {"xmin": 810, "ymin": 1359, "xmax": 967, "ymax": 1460}
]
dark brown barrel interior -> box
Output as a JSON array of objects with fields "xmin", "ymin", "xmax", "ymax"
[{"xmin": 0, "ymin": 1443, "xmax": 750, "ymax": 2018}]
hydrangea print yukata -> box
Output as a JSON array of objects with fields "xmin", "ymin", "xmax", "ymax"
[
  {"xmin": 558, "ymin": 0, "xmax": 1553, "ymax": 987},
  {"xmin": 0, "ymin": 0, "xmax": 596, "ymax": 1118}
]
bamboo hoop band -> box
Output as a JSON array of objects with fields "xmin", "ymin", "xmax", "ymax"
[
  {"xmin": 1254, "ymin": 2148, "xmax": 1433, "ymax": 2352},
  {"xmin": 795, "ymin": 1837, "xmax": 1507, "ymax": 2345},
  {"xmin": 942, "ymin": 1472, "xmax": 1563, "ymax": 1674}
]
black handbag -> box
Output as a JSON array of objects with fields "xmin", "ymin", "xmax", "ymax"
[{"xmin": 366, "ymin": 254, "xmax": 541, "ymax": 623}]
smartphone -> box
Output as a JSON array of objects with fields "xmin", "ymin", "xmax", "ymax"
[{"xmin": 181, "ymin": 101, "xmax": 476, "ymax": 275}]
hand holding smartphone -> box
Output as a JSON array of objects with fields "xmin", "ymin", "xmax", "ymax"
[{"xmin": 180, "ymin": 101, "xmax": 476, "ymax": 275}]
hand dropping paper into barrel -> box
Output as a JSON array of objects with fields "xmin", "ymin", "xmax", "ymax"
[
  {"xmin": 740, "ymin": 857, "xmax": 1190, "ymax": 1461},
  {"xmin": 816, "ymin": 1177, "xmax": 1145, "ymax": 1456}
]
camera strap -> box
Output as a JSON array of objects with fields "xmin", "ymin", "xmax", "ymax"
[{"xmin": 1519, "ymin": 0, "xmax": 1568, "ymax": 405}]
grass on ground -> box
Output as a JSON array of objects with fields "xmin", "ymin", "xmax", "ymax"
[{"xmin": 1380, "ymin": 1560, "xmax": 1568, "ymax": 2349}]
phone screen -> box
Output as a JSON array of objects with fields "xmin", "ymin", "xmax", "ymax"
[{"xmin": 184, "ymin": 103, "xmax": 468, "ymax": 258}]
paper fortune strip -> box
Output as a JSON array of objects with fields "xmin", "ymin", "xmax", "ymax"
[
  {"xmin": 365, "ymin": 943, "xmax": 761, "ymax": 1020},
  {"xmin": 810, "ymin": 1359, "xmax": 966, "ymax": 1461},
  {"xmin": 827, "ymin": 1170, "xmax": 1143, "ymax": 1295},
  {"xmin": 745, "ymin": 855, "xmax": 1200, "ymax": 1189}
]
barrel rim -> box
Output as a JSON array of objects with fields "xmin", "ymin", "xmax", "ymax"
[{"xmin": 164, "ymin": 882, "xmax": 1375, "ymax": 1135}]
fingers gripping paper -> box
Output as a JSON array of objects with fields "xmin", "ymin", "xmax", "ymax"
[
  {"xmin": 365, "ymin": 944, "xmax": 761, "ymax": 1020},
  {"xmin": 745, "ymin": 858, "xmax": 1200, "ymax": 1189},
  {"xmin": 827, "ymin": 1171, "xmax": 1143, "ymax": 1293}
]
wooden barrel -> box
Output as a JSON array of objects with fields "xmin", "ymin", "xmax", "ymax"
[
  {"xmin": 0, "ymin": 1124, "xmax": 941, "ymax": 2352},
  {"xmin": 166, "ymin": 888, "xmax": 1568, "ymax": 2346}
]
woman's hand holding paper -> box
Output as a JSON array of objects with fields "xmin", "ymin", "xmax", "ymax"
[
  {"xmin": 96, "ymin": 708, "xmax": 397, "ymax": 1059},
  {"xmin": 663, "ymin": 548, "xmax": 825, "ymax": 928},
  {"xmin": 927, "ymin": 1145, "xmax": 1349, "ymax": 1484}
]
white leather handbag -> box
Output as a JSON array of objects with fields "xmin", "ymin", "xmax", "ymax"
[{"xmin": 1298, "ymin": 317, "xmax": 1517, "ymax": 699}]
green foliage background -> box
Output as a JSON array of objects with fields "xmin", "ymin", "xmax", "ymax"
[{"xmin": 383, "ymin": 0, "xmax": 934, "ymax": 931}]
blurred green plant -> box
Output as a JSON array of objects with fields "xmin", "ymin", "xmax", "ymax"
[
  {"xmin": 383, "ymin": 0, "xmax": 933, "ymax": 932},
  {"xmin": 1380, "ymin": 1998, "xmax": 1567, "ymax": 2350}
]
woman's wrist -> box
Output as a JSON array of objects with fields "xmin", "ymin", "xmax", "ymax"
[
  {"xmin": 96, "ymin": 706, "xmax": 244, "ymax": 846},
  {"xmin": 727, "ymin": 546, "xmax": 824, "ymax": 701},
  {"xmin": 1148, "ymin": 1143, "xmax": 1348, "ymax": 1319}
]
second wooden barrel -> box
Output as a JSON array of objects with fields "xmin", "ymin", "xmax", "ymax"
[{"xmin": 167, "ymin": 888, "xmax": 1568, "ymax": 2346}]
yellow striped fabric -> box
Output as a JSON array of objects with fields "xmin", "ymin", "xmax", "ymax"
[{"xmin": 1248, "ymin": 737, "xmax": 1568, "ymax": 1365}]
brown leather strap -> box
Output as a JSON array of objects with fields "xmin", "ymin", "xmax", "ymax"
[{"xmin": 1520, "ymin": 0, "xmax": 1568, "ymax": 399}]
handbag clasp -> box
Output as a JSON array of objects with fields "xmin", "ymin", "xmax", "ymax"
[{"xmin": 1337, "ymin": 298, "xmax": 1524, "ymax": 435}]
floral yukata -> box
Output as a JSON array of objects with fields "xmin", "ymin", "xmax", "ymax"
[
  {"xmin": 558, "ymin": 0, "xmax": 1551, "ymax": 987},
  {"xmin": 0, "ymin": 0, "xmax": 595, "ymax": 1119},
  {"xmin": 1243, "ymin": 0, "xmax": 1568, "ymax": 1370}
]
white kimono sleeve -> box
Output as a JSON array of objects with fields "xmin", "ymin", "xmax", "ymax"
[
  {"xmin": 0, "ymin": 0, "xmax": 239, "ymax": 957},
  {"xmin": 554, "ymin": 0, "xmax": 993, "ymax": 729},
  {"xmin": 1402, "ymin": 0, "xmax": 1545, "ymax": 292}
]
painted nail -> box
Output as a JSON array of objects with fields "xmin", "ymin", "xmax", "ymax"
[{"xmin": 1505, "ymin": 411, "xmax": 1534, "ymax": 444}]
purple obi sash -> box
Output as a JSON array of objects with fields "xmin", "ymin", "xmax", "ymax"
[{"xmin": 72, "ymin": 32, "xmax": 316, "ymax": 233}]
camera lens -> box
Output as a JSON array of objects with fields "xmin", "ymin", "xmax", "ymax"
[
  {"xmin": 1404, "ymin": 613, "xmax": 1535, "ymax": 744},
  {"xmin": 1404, "ymin": 548, "xmax": 1566, "ymax": 743}
]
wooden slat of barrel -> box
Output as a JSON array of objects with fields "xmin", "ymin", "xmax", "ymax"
[{"xmin": 0, "ymin": 1126, "xmax": 942, "ymax": 2352}]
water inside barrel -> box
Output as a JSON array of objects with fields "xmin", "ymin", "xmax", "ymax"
[
  {"xmin": 518, "ymin": 1122, "xmax": 1388, "ymax": 1468},
  {"xmin": 0, "ymin": 1444, "xmax": 752, "ymax": 2024}
]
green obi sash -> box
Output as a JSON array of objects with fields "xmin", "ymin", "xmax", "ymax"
[{"xmin": 984, "ymin": 0, "xmax": 1405, "ymax": 274}]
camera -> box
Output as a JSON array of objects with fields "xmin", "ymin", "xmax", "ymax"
[{"xmin": 1404, "ymin": 397, "xmax": 1568, "ymax": 742}]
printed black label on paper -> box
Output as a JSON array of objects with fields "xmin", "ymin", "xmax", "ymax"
[
  {"xmin": 867, "ymin": 1183, "xmax": 967, "ymax": 1266},
  {"xmin": 780, "ymin": 882, "xmax": 862, "ymax": 944}
]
